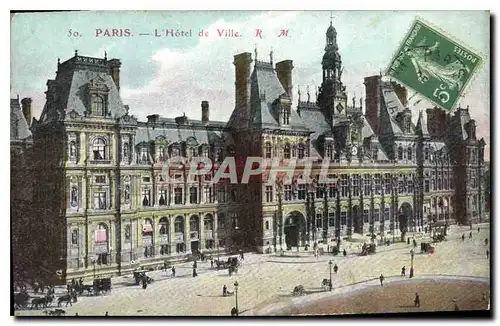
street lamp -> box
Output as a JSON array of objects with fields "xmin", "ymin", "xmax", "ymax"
[
  {"xmin": 409, "ymin": 249, "xmax": 415, "ymax": 278},
  {"xmin": 328, "ymin": 261, "xmax": 333, "ymax": 291},
  {"xmin": 234, "ymin": 281, "xmax": 239, "ymax": 316}
]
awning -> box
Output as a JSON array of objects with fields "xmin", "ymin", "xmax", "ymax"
[
  {"xmin": 143, "ymin": 224, "xmax": 153, "ymax": 233},
  {"xmin": 95, "ymin": 230, "xmax": 107, "ymax": 242}
]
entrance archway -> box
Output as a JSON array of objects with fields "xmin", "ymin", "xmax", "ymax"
[
  {"xmin": 284, "ymin": 211, "xmax": 307, "ymax": 248},
  {"xmin": 352, "ymin": 205, "xmax": 363, "ymax": 234},
  {"xmin": 399, "ymin": 202, "xmax": 413, "ymax": 233}
]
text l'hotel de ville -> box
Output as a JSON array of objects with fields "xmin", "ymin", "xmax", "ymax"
[{"xmin": 91, "ymin": 28, "xmax": 289, "ymax": 38}]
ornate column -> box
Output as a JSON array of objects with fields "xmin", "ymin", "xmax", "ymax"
[
  {"xmin": 184, "ymin": 213, "xmax": 191, "ymax": 253},
  {"xmin": 200, "ymin": 212, "xmax": 205, "ymax": 250},
  {"xmin": 169, "ymin": 215, "xmax": 176, "ymax": 255}
]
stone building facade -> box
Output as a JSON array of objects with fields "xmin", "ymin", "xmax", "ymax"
[{"xmin": 13, "ymin": 21, "xmax": 487, "ymax": 281}]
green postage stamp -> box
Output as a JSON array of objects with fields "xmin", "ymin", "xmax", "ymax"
[{"xmin": 386, "ymin": 18, "xmax": 483, "ymax": 111}]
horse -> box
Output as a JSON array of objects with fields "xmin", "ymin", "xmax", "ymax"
[
  {"xmin": 31, "ymin": 295, "xmax": 53, "ymax": 310},
  {"xmin": 14, "ymin": 292, "xmax": 30, "ymax": 310},
  {"xmin": 57, "ymin": 294, "xmax": 73, "ymax": 307}
]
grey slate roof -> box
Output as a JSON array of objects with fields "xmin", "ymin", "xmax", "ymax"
[
  {"xmin": 299, "ymin": 108, "xmax": 332, "ymax": 157},
  {"xmin": 10, "ymin": 98, "xmax": 32, "ymax": 141}
]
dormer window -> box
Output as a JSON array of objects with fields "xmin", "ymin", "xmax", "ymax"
[
  {"xmin": 297, "ymin": 143, "xmax": 305, "ymax": 159},
  {"xmin": 407, "ymin": 147, "xmax": 413, "ymax": 161},
  {"xmin": 92, "ymin": 95, "xmax": 105, "ymax": 116},
  {"xmin": 171, "ymin": 145, "xmax": 180, "ymax": 157},
  {"xmin": 282, "ymin": 108, "xmax": 290, "ymax": 125},
  {"xmin": 157, "ymin": 146, "xmax": 166, "ymax": 162},
  {"xmin": 264, "ymin": 142, "xmax": 272, "ymax": 158},
  {"xmin": 201, "ymin": 147, "xmax": 209, "ymax": 158},
  {"xmin": 397, "ymin": 146, "xmax": 403, "ymax": 160},
  {"xmin": 326, "ymin": 144, "xmax": 334, "ymax": 159},
  {"xmin": 139, "ymin": 145, "xmax": 150, "ymax": 164}
]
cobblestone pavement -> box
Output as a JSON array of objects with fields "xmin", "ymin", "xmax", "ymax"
[{"xmin": 15, "ymin": 223, "xmax": 490, "ymax": 316}]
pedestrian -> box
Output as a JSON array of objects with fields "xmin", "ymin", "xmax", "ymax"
[
  {"xmin": 462, "ymin": 234, "xmax": 465, "ymax": 241},
  {"xmin": 343, "ymin": 249, "xmax": 347, "ymax": 257},
  {"xmin": 39, "ymin": 280, "xmax": 44, "ymax": 294},
  {"xmin": 414, "ymin": 293, "xmax": 420, "ymax": 307},
  {"xmin": 413, "ymin": 239, "xmax": 417, "ymax": 248},
  {"xmin": 105, "ymin": 311, "xmax": 109, "ymax": 316},
  {"xmin": 142, "ymin": 276, "xmax": 147, "ymax": 290},
  {"xmin": 478, "ymin": 227, "xmax": 480, "ymax": 233},
  {"xmin": 485, "ymin": 238, "xmax": 488, "ymax": 246},
  {"xmin": 193, "ymin": 260, "xmax": 197, "ymax": 269},
  {"xmin": 486, "ymin": 249, "xmax": 489, "ymax": 259},
  {"xmin": 163, "ymin": 261, "xmax": 168, "ymax": 272},
  {"xmin": 379, "ymin": 274, "xmax": 385, "ymax": 286},
  {"xmin": 425, "ymin": 227, "xmax": 427, "ymax": 233},
  {"xmin": 193, "ymin": 268, "xmax": 197, "ymax": 278},
  {"xmin": 241, "ymin": 251, "xmax": 244, "ymax": 260},
  {"xmin": 75, "ymin": 313, "xmax": 79, "ymax": 316},
  {"xmin": 223, "ymin": 285, "xmax": 227, "ymax": 297},
  {"xmin": 469, "ymin": 232, "xmax": 472, "ymax": 239},
  {"xmin": 333, "ymin": 264, "xmax": 338, "ymax": 274},
  {"xmin": 470, "ymin": 224, "xmax": 472, "ymax": 230},
  {"xmin": 211, "ymin": 260, "xmax": 214, "ymax": 268},
  {"xmin": 407, "ymin": 237, "xmax": 410, "ymax": 245},
  {"xmin": 231, "ymin": 306, "xmax": 238, "ymax": 316},
  {"xmin": 401, "ymin": 266, "xmax": 406, "ymax": 276},
  {"xmin": 454, "ymin": 303, "xmax": 460, "ymax": 311},
  {"xmin": 79, "ymin": 278, "xmax": 83, "ymax": 288},
  {"xmin": 171, "ymin": 266, "xmax": 176, "ymax": 278}
]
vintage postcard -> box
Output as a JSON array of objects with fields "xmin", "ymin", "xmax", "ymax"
[{"xmin": 11, "ymin": 10, "xmax": 490, "ymax": 317}]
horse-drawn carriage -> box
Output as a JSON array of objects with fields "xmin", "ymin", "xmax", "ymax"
[
  {"xmin": 133, "ymin": 271, "xmax": 154, "ymax": 285},
  {"xmin": 293, "ymin": 285, "xmax": 305, "ymax": 296},
  {"xmin": 14, "ymin": 291, "xmax": 31, "ymax": 310},
  {"xmin": 214, "ymin": 257, "xmax": 240, "ymax": 271},
  {"xmin": 360, "ymin": 243, "xmax": 376, "ymax": 256}
]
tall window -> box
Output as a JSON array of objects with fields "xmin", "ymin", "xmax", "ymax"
[
  {"xmin": 444, "ymin": 171, "xmax": 449, "ymax": 189},
  {"xmin": 316, "ymin": 183, "xmax": 325, "ymax": 199},
  {"xmin": 384, "ymin": 173, "xmax": 391, "ymax": 194},
  {"xmin": 284, "ymin": 143, "xmax": 291, "ymax": 159},
  {"xmin": 190, "ymin": 187, "xmax": 198, "ymax": 204},
  {"xmin": 94, "ymin": 191, "xmax": 107, "ymax": 210},
  {"xmin": 284, "ymin": 185, "xmax": 292, "ymax": 201},
  {"xmin": 341, "ymin": 174, "xmax": 348, "ymax": 197},
  {"xmin": 374, "ymin": 174, "xmax": 382, "ymax": 195},
  {"xmin": 140, "ymin": 147, "xmax": 149, "ymax": 164},
  {"xmin": 398, "ymin": 174, "xmax": 404, "ymax": 194},
  {"xmin": 316, "ymin": 213, "xmax": 323, "ymax": 229},
  {"xmin": 142, "ymin": 189, "xmax": 151, "ymax": 206},
  {"xmin": 216, "ymin": 185, "xmax": 225, "ymax": 203},
  {"xmin": 424, "ymin": 180, "xmax": 430, "ymax": 193},
  {"xmin": 371, "ymin": 144, "xmax": 378, "ymax": 161},
  {"xmin": 71, "ymin": 229, "xmax": 78, "ymax": 245},
  {"xmin": 437, "ymin": 171, "xmax": 442, "ymax": 190},
  {"xmin": 407, "ymin": 147, "xmax": 413, "ymax": 161},
  {"xmin": 424, "ymin": 148, "xmax": 429, "ymax": 161},
  {"xmin": 363, "ymin": 210, "xmax": 369, "ymax": 223},
  {"xmin": 352, "ymin": 174, "xmax": 360, "ymax": 197},
  {"xmin": 92, "ymin": 138, "xmax": 106, "ymax": 160},
  {"xmin": 265, "ymin": 142, "xmax": 272, "ymax": 158},
  {"xmin": 283, "ymin": 108, "xmax": 290, "ymax": 125},
  {"xmin": 157, "ymin": 146, "xmax": 165, "ymax": 162},
  {"xmin": 298, "ymin": 184, "xmax": 307, "ymax": 200},
  {"xmin": 174, "ymin": 216, "xmax": 184, "ymax": 233},
  {"xmin": 340, "ymin": 212, "xmax": 347, "ymax": 225},
  {"xmin": 158, "ymin": 189, "xmax": 168, "ymax": 206},
  {"xmin": 297, "ymin": 143, "xmax": 305, "ymax": 159},
  {"xmin": 326, "ymin": 144, "xmax": 334, "ymax": 159},
  {"xmin": 217, "ymin": 213, "xmax": 226, "ymax": 229},
  {"xmin": 328, "ymin": 212, "xmax": 335, "ymax": 227},
  {"xmin": 397, "ymin": 146, "xmax": 403, "ymax": 160},
  {"xmin": 364, "ymin": 174, "xmax": 371, "ymax": 195},
  {"xmin": 384, "ymin": 208, "xmax": 390, "ymax": 221},
  {"xmin": 92, "ymin": 95, "xmax": 105, "ymax": 116},
  {"xmin": 190, "ymin": 216, "xmax": 199, "ymax": 232},
  {"xmin": 431, "ymin": 171, "xmax": 436, "ymax": 191},
  {"xmin": 265, "ymin": 186, "xmax": 273, "ymax": 202},
  {"xmin": 204, "ymin": 186, "xmax": 213, "ymax": 203},
  {"xmin": 174, "ymin": 187, "xmax": 183, "ymax": 205},
  {"xmin": 407, "ymin": 175, "xmax": 414, "ymax": 193},
  {"xmin": 69, "ymin": 141, "xmax": 77, "ymax": 160}
]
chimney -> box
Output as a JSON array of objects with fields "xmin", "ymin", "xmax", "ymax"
[
  {"xmin": 21, "ymin": 98, "xmax": 32, "ymax": 126},
  {"xmin": 275, "ymin": 60, "xmax": 294, "ymax": 99},
  {"xmin": 363, "ymin": 75, "xmax": 382, "ymax": 134},
  {"xmin": 201, "ymin": 101, "xmax": 209, "ymax": 124},
  {"xmin": 233, "ymin": 52, "xmax": 253, "ymax": 129},
  {"xmin": 426, "ymin": 107, "xmax": 447, "ymax": 137},
  {"xmin": 107, "ymin": 59, "xmax": 122, "ymax": 91}
]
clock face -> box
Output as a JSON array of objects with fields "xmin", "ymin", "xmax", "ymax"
[{"xmin": 351, "ymin": 146, "xmax": 358, "ymax": 156}]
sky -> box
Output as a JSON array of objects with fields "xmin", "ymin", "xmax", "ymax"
[{"xmin": 10, "ymin": 10, "xmax": 490, "ymax": 159}]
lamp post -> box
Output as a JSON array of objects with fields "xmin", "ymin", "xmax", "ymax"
[
  {"xmin": 328, "ymin": 260, "xmax": 333, "ymax": 291},
  {"xmin": 409, "ymin": 249, "xmax": 415, "ymax": 278},
  {"xmin": 92, "ymin": 258, "xmax": 96, "ymax": 280},
  {"xmin": 234, "ymin": 281, "xmax": 239, "ymax": 316}
]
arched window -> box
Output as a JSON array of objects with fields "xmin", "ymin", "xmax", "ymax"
[
  {"xmin": 174, "ymin": 216, "xmax": 184, "ymax": 233},
  {"xmin": 284, "ymin": 143, "xmax": 291, "ymax": 159},
  {"xmin": 92, "ymin": 95, "xmax": 105, "ymax": 116},
  {"xmin": 190, "ymin": 215, "xmax": 199, "ymax": 232},
  {"xmin": 397, "ymin": 146, "xmax": 403, "ymax": 160},
  {"xmin": 204, "ymin": 214, "xmax": 214, "ymax": 230},
  {"xmin": 71, "ymin": 229, "xmax": 78, "ymax": 245},
  {"xmin": 92, "ymin": 138, "xmax": 106, "ymax": 160},
  {"xmin": 143, "ymin": 218, "xmax": 154, "ymax": 258},
  {"xmin": 265, "ymin": 142, "xmax": 272, "ymax": 158},
  {"xmin": 95, "ymin": 223, "xmax": 109, "ymax": 265},
  {"xmin": 159, "ymin": 217, "xmax": 170, "ymax": 255},
  {"xmin": 407, "ymin": 147, "xmax": 412, "ymax": 161},
  {"xmin": 159, "ymin": 217, "xmax": 168, "ymax": 235}
]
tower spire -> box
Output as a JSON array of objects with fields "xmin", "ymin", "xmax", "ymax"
[{"xmin": 269, "ymin": 47, "xmax": 273, "ymax": 65}]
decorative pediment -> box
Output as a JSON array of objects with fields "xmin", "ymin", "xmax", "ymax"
[
  {"xmin": 186, "ymin": 136, "xmax": 198, "ymax": 147},
  {"xmin": 88, "ymin": 77, "xmax": 109, "ymax": 93},
  {"xmin": 68, "ymin": 109, "xmax": 81, "ymax": 120}
]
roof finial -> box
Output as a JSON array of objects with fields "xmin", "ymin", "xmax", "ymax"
[
  {"xmin": 104, "ymin": 51, "xmax": 107, "ymax": 60},
  {"xmin": 17, "ymin": 94, "xmax": 19, "ymax": 100},
  {"xmin": 306, "ymin": 85, "xmax": 310, "ymax": 102},
  {"xmin": 315, "ymin": 87, "xmax": 318, "ymax": 101},
  {"xmin": 352, "ymin": 92, "xmax": 356, "ymax": 107},
  {"xmin": 269, "ymin": 47, "xmax": 273, "ymax": 65},
  {"xmin": 75, "ymin": 49, "xmax": 78, "ymax": 57},
  {"xmin": 379, "ymin": 68, "xmax": 382, "ymax": 76},
  {"xmin": 360, "ymin": 96, "xmax": 363, "ymax": 108},
  {"xmin": 330, "ymin": 11, "xmax": 333, "ymax": 25},
  {"xmin": 298, "ymin": 85, "xmax": 301, "ymax": 102},
  {"xmin": 57, "ymin": 57, "xmax": 60, "ymax": 66},
  {"xmin": 254, "ymin": 46, "xmax": 258, "ymax": 62}
]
